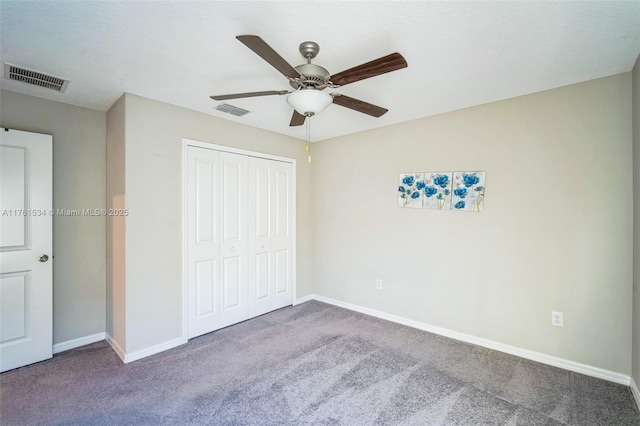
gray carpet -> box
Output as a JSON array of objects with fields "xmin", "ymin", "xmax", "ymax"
[{"xmin": 1, "ymin": 301, "xmax": 639, "ymax": 425}]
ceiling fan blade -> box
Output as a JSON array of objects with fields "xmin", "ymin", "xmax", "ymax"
[
  {"xmin": 332, "ymin": 94, "xmax": 388, "ymax": 117},
  {"xmin": 330, "ymin": 53, "xmax": 407, "ymax": 86},
  {"xmin": 289, "ymin": 110, "xmax": 306, "ymax": 126},
  {"xmin": 236, "ymin": 35, "xmax": 301, "ymax": 79},
  {"xmin": 210, "ymin": 90, "xmax": 289, "ymax": 101}
]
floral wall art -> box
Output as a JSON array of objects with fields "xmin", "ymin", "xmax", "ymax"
[
  {"xmin": 451, "ymin": 171, "xmax": 486, "ymax": 212},
  {"xmin": 398, "ymin": 173, "xmax": 424, "ymax": 208},
  {"xmin": 422, "ymin": 172, "xmax": 453, "ymax": 210},
  {"xmin": 398, "ymin": 171, "xmax": 486, "ymax": 211}
]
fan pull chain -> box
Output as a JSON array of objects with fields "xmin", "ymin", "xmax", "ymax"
[{"xmin": 305, "ymin": 116, "xmax": 312, "ymax": 163}]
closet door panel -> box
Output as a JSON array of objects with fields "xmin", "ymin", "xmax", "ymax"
[
  {"xmin": 254, "ymin": 166, "xmax": 271, "ymax": 240},
  {"xmin": 248, "ymin": 157, "xmax": 293, "ymax": 317},
  {"xmin": 248, "ymin": 157, "xmax": 272, "ymax": 316},
  {"xmin": 272, "ymin": 162, "xmax": 294, "ymax": 306},
  {"xmin": 219, "ymin": 152, "xmax": 248, "ymax": 327},
  {"xmin": 275, "ymin": 249, "xmax": 289, "ymax": 294},
  {"xmin": 187, "ymin": 147, "xmax": 221, "ymax": 338},
  {"xmin": 195, "ymin": 259, "xmax": 216, "ymax": 316},
  {"xmin": 274, "ymin": 168, "xmax": 291, "ymax": 238},
  {"xmin": 222, "ymin": 256, "xmax": 241, "ymax": 308},
  {"xmin": 255, "ymin": 252, "xmax": 271, "ymax": 300},
  {"xmin": 221, "ymin": 161, "xmax": 242, "ymax": 242}
]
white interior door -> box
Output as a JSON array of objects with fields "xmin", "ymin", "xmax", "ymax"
[
  {"xmin": 0, "ymin": 128, "xmax": 53, "ymax": 373},
  {"xmin": 186, "ymin": 146, "xmax": 221, "ymax": 338},
  {"xmin": 248, "ymin": 157, "xmax": 294, "ymax": 317},
  {"xmin": 218, "ymin": 151, "xmax": 248, "ymax": 328}
]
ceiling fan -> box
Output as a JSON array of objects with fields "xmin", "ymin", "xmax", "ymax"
[{"xmin": 210, "ymin": 35, "xmax": 408, "ymax": 127}]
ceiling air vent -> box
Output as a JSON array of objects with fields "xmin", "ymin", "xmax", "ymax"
[
  {"xmin": 215, "ymin": 103, "xmax": 250, "ymax": 117},
  {"xmin": 4, "ymin": 63, "xmax": 69, "ymax": 93}
]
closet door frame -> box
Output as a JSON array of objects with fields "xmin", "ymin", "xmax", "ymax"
[{"xmin": 181, "ymin": 138, "xmax": 297, "ymax": 343}]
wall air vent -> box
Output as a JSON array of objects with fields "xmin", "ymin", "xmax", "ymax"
[
  {"xmin": 215, "ymin": 103, "xmax": 250, "ymax": 117},
  {"xmin": 4, "ymin": 63, "xmax": 69, "ymax": 93}
]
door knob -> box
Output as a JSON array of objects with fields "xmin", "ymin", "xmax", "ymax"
[
  {"xmin": 261, "ymin": 244, "xmax": 265, "ymax": 248},
  {"xmin": 39, "ymin": 254, "xmax": 49, "ymax": 262},
  {"xmin": 230, "ymin": 247, "xmax": 235, "ymax": 252}
]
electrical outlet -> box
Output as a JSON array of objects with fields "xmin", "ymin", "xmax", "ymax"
[
  {"xmin": 376, "ymin": 279, "xmax": 383, "ymax": 290},
  {"xmin": 551, "ymin": 311, "xmax": 563, "ymax": 327}
]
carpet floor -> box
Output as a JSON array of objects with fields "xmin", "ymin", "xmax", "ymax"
[{"xmin": 1, "ymin": 301, "xmax": 639, "ymax": 425}]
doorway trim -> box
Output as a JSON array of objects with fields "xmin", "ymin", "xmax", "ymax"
[{"xmin": 181, "ymin": 138, "xmax": 297, "ymax": 344}]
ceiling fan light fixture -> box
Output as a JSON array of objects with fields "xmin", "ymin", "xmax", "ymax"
[{"xmin": 286, "ymin": 88, "xmax": 332, "ymax": 117}]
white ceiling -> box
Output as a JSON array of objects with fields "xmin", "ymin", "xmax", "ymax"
[{"xmin": 1, "ymin": 1, "xmax": 639, "ymax": 142}]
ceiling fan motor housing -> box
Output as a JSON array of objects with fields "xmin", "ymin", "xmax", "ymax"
[
  {"xmin": 289, "ymin": 63, "xmax": 330, "ymax": 90},
  {"xmin": 299, "ymin": 41, "xmax": 320, "ymax": 59}
]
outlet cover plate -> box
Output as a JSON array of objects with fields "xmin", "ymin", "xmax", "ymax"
[{"xmin": 551, "ymin": 311, "xmax": 563, "ymax": 327}]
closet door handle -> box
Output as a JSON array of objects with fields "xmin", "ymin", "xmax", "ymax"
[
  {"xmin": 261, "ymin": 244, "xmax": 265, "ymax": 248},
  {"xmin": 230, "ymin": 247, "xmax": 235, "ymax": 252}
]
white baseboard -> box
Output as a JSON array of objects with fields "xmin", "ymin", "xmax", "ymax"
[
  {"xmin": 307, "ymin": 294, "xmax": 632, "ymax": 386},
  {"xmin": 53, "ymin": 332, "xmax": 106, "ymax": 354},
  {"xmin": 631, "ymin": 377, "xmax": 640, "ymax": 411},
  {"xmin": 122, "ymin": 337, "xmax": 184, "ymax": 363},
  {"xmin": 294, "ymin": 294, "xmax": 315, "ymax": 305},
  {"xmin": 106, "ymin": 333, "xmax": 183, "ymax": 364},
  {"xmin": 105, "ymin": 334, "xmax": 126, "ymax": 363}
]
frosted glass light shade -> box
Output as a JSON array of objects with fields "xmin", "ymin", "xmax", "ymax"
[{"xmin": 286, "ymin": 89, "xmax": 333, "ymax": 116}]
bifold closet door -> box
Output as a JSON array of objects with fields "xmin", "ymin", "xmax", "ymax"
[
  {"xmin": 247, "ymin": 157, "xmax": 294, "ymax": 318},
  {"xmin": 219, "ymin": 151, "xmax": 249, "ymax": 328},
  {"xmin": 186, "ymin": 147, "xmax": 248, "ymax": 338}
]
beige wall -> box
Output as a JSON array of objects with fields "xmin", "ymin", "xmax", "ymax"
[
  {"xmin": 118, "ymin": 93, "xmax": 312, "ymax": 353},
  {"xmin": 106, "ymin": 95, "xmax": 126, "ymax": 350},
  {"xmin": 312, "ymin": 74, "xmax": 633, "ymax": 374},
  {"xmin": 0, "ymin": 90, "xmax": 106, "ymax": 344},
  {"xmin": 3, "ymin": 69, "xmax": 636, "ymax": 377},
  {"xmin": 633, "ymin": 55, "xmax": 640, "ymax": 385}
]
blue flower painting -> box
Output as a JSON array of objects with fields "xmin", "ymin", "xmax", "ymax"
[
  {"xmin": 433, "ymin": 174, "xmax": 449, "ymax": 188},
  {"xmin": 398, "ymin": 173, "xmax": 424, "ymax": 208},
  {"xmin": 422, "ymin": 172, "xmax": 453, "ymax": 210},
  {"xmin": 452, "ymin": 171, "xmax": 486, "ymax": 212},
  {"xmin": 453, "ymin": 187, "xmax": 467, "ymax": 198},
  {"xmin": 424, "ymin": 186, "xmax": 438, "ymax": 197},
  {"xmin": 402, "ymin": 175, "xmax": 415, "ymax": 186},
  {"xmin": 463, "ymin": 174, "xmax": 480, "ymax": 188}
]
